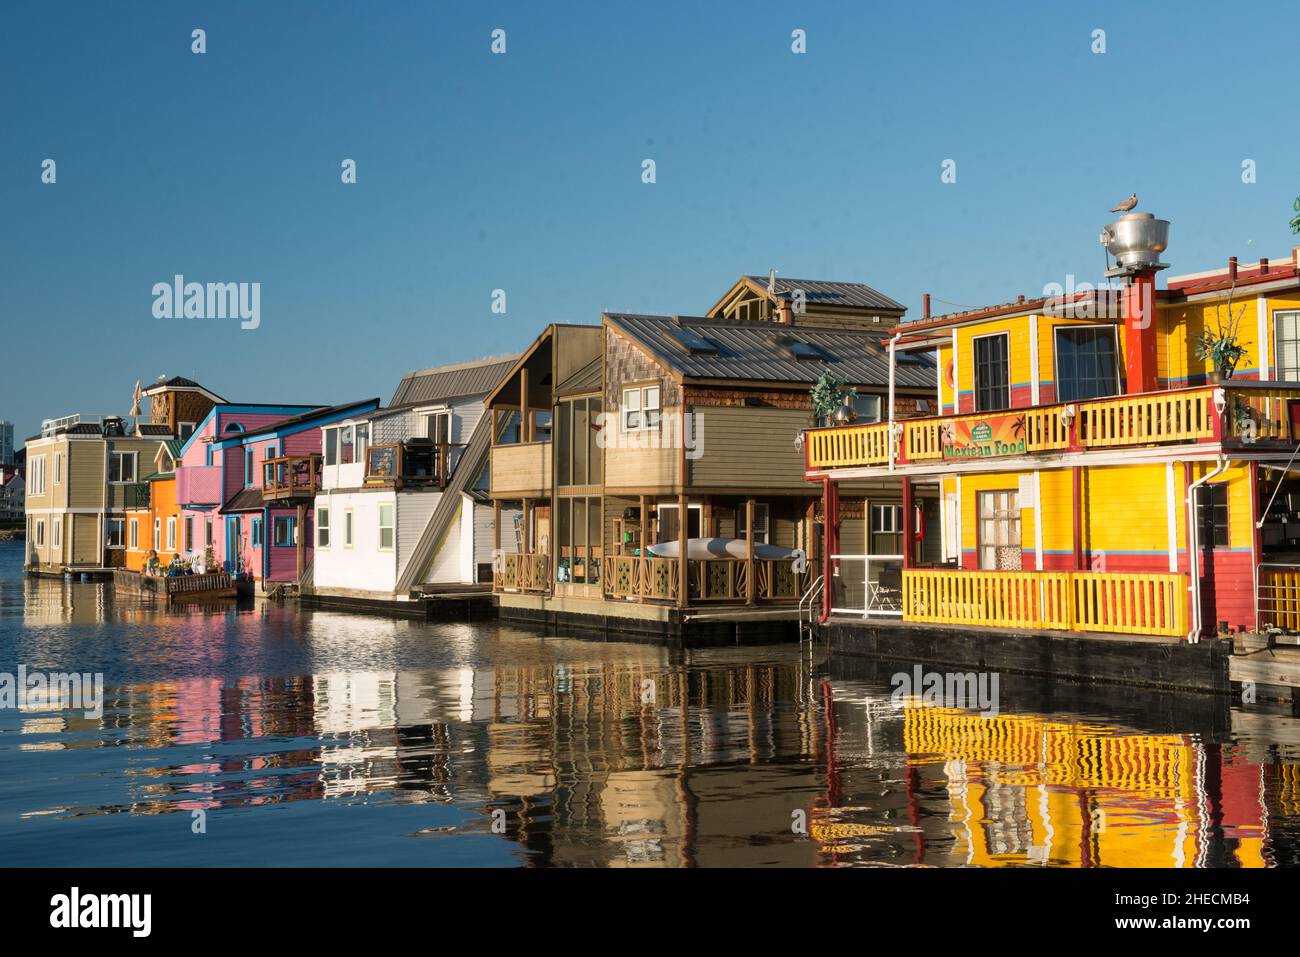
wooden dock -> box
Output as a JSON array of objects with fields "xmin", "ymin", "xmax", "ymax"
[{"xmin": 112, "ymin": 569, "xmax": 237, "ymax": 603}]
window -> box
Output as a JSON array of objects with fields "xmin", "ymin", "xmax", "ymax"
[
  {"xmin": 1197, "ymin": 483, "xmax": 1230, "ymax": 548},
  {"xmin": 223, "ymin": 422, "xmax": 244, "ymax": 434},
  {"xmin": 153, "ymin": 518, "xmax": 161, "ymax": 551},
  {"xmin": 870, "ymin": 504, "xmax": 902, "ymax": 555},
  {"xmin": 378, "ymin": 504, "xmax": 395, "ymax": 550},
  {"xmin": 52, "ymin": 517, "xmax": 62, "ymax": 549},
  {"xmin": 35, "ymin": 519, "xmax": 45, "ymax": 547},
  {"xmin": 1276, "ymin": 311, "xmax": 1300, "ymax": 381},
  {"xmin": 738, "ymin": 503, "xmax": 770, "ymax": 545},
  {"xmin": 344, "ymin": 509, "xmax": 353, "ymax": 548},
  {"xmin": 424, "ymin": 412, "xmax": 451, "ymax": 444},
  {"xmin": 28, "ymin": 457, "xmax": 46, "ymax": 495},
  {"xmin": 1055, "ymin": 327, "xmax": 1120, "ymax": 402},
  {"xmin": 107, "ymin": 518, "xmax": 125, "ymax": 549},
  {"xmin": 977, "ymin": 490, "xmax": 1021, "ymax": 570},
  {"xmin": 973, "ymin": 333, "xmax": 1010, "ymax": 412},
  {"xmin": 251, "ymin": 518, "xmax": 263, "ymax": 548},
  {"xmin": 129, "ymin": 518, "xmax": 139, "ymax": 550},
  {"xmin": 317, "ymin": 507, "xmax": 330, "ymax": 547},
  {"xmin": 166, "ymin": 517, "xmax": 177, "ymax": 551},
  {"xmin": 621, "ymin": 385, "xmax": 661, "ymax": 432},
  {"xmin": 53, "ymin": 453, "xmax": 63, "ymax": 485},
  {"xmin": 178, "ymin": 422, "xmax": 196, "ymax": 441},
  {"xmin": 273, "ymin": 516, "xmax": 297, "ymax": 547},
  {"xmin": 854, "ymin": 394, "xmax": 882, "ymax": 424},
  {"xmin": 354, "ymin": 424, "xmax": 369, "ymax": 463},
  {"xmin": 340, "ymin": 425, "xmax": 355, "ymax": 465},
  {"xmin": 184, "ymin": 516, "xmax": 193, "ymax": 551},
  {"xmin": 557, "ymin": 396, "xmax": 603, "ymax": 486},
  {"xmin": 109, "ymin": 451, "xmax": 137, "ymax": 484},
  {"xmin": 245, "ymin": 448, "xmax": 255, "ymax": 487},
  {"xmin": 204, "ymin": 520, "xmax": 212, "ymax": 547},
  {"xmin": 324, "ymin": 427, "xmax": 339, "ymax": 466}
]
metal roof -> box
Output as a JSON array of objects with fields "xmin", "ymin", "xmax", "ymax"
[
  {"xmin": 742, "ymin": 276, "xmax": 906, "ymax": 312},
  {"xmin": 555, "ymin": 356, "xmax": 602, "ymax": 396},
  {"xmin": 388, "ymin": 355, "xmax": 520, "ymax": 409},
  {"xmin": 604, "ymin": 313, "xmax": 934, "ymax": 388},
  {"xmin": 220, "ymin": 487, "xmax": 265, "ymax": 513}
]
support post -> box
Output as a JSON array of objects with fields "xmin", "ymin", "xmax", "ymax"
[
  {"xmin": 745, "ymin": 497, "xmax": 756, "ymax": 605},
  {"xmin": 901, "ymin": 477, "xmax": 915, "ymax": 570},
  {"xmin": 677, "ymin": 493, "xmax": 688, "ymax": 608},
  {"xmin": 519, "ymin": 367, "xmax": 530, "ymax": 443},
  {"xmin": 1072, "ymin": 466, "xmax": 1084, "ymax": 570}
]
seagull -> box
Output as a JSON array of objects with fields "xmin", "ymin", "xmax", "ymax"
[{"xmin": 1110, "ymin": 192, "xmax": 1138, "ymax": 213}]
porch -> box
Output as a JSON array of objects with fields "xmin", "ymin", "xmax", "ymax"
[
  {"xmin": 263, "ymin": 455, "xmax": 321, "ymax": 501},
  {"xmin": 805, "ymin": 381, "xmax": 1300, "ymax": 473}
]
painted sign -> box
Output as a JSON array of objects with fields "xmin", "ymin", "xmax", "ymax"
[{"xmin": 941, "ymin": 413, "xmax": 1027, "ymax": 460}]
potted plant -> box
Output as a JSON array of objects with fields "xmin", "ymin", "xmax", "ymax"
[
  {"xmin": 810, "ymin": 370, "xmax": 858, "ymax": 426},
  {"xmin": 1193, "ymin": 303, "xmax": 1248, "ymax": 383}
]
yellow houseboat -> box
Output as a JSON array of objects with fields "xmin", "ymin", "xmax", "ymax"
[{"xmin": 805, "ymin": 211, "xmax": 1300, "ymax": 643}]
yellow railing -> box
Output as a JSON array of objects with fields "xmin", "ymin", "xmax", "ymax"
[
  {"xmin": 1076, "ymin": 391, "xmax": 1214, "ymax": 447},
  {"xmin": 1258, "ymin": 564, "xmax": 1300, "ymax": 631},
  {"xmin": 806, "ymin": 422, "xmax": 891, "ymax": 468},
  {"xmin": 902, "ymin": 568, "xmax": 1187, "ymax": 637},
  {"xmin": 804, "ymin": 385, "xmax": 1300, "ymax": 471}
]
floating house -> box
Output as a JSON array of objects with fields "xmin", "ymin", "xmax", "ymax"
[
  {"xmin": 804, "ymin": 212, "xmax": 1300, "ymax": 643},
  {"xmin": 171, "ymin": 399, "xmax": 381, "ymax": 590},
  {"xmin": 488, "ymin": 275, "xmax": 934, "ymax": 639},
  {"xmin": 22, "ymin": 376, "xmax": 224, "ymax": 575},
  {"xmin": 123, "ymin": 440, "xmax": 184, "ymax": 571},
  {"xmin": 306, "ymin": 355, "xmax": 518, "ymax": 606}
]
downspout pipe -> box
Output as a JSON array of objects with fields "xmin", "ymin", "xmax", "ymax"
[
  {"xmin": 1185, "ymin": 455, "xmax": 1230, "ymax": 644},
  {"xmin": 887, "ymin": 330, "xmax": 902, "ymax": 472}
]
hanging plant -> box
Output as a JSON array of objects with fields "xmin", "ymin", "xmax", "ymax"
[{"xmin": 1290, "ymin": 196, "xmax": 1300, "ymax": 235}]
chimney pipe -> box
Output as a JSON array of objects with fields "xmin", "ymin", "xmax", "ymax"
[
  {"xmin": 922, "ymin": 293, "xmax": 930, "ymax": 322},
  {"xmin": 1101, "ymin": 212, "xmax": 1169, "ymax": 396},
  {"xmin": 1229, "ymin": 257, "xmax": 1238, "ymax": 282}
]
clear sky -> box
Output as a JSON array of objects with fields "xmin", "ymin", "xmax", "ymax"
[{"xmin": 3, "ymin": 1, "xmax": 1298, "ymax": 444}]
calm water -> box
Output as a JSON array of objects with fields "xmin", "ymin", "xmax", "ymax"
[{"xmin": 1, "ymin": 538, "xmax": 1297, "ymax": 867}]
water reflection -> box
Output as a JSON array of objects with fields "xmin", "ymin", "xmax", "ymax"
[{"xmin": 2, "ymin": 543, "xmax": 1298, "ymax": 867}]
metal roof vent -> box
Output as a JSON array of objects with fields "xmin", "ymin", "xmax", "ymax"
[{"xmin": 1101, "ymin": 212, "xmax": 1170, "ymax": 276}]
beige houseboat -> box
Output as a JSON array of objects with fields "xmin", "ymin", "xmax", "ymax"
[
  {"xmin": 23, "ymin": 376, "xmax": 223, "ymax": 576},
  {"xmin": 487, "ymin": 275, "xmax": 935, "ymax": 640}
]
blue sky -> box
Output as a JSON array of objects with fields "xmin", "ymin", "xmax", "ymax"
[{"xmin": 3, "ymin": 1, "xmax": 1298, "ymax": 444}]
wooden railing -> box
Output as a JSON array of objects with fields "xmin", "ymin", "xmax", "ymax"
[
  {"xmin": 263, "ymin": 455, "xmax": 321, "ymax": 500},
  {"xmin": 604, "ymin": 556, "xmax": 801, "ymax": 603},
  {"xmin": 902, "ymin": 568, "xmax": 1187, "ymax": 637},
  {"xmin": 805, "ymin": 384, "xmax": 1300, "ymax": 471},
  {"xmin": 494, "ymin": 552, "xmax": 549, "ymax": 593}
]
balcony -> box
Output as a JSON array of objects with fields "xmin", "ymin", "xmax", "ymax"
[
  {"xmin": 364, "ymin": 441, "xmax": 462, "ymax": 489},
  {"xmin": 120, "ymin": 482, "xmax": 151, "ymax": 509},
  {"xmin": 262, "ymin": 455, "xmax": 321, "ymax": 501},
  {"xmin": 805, "ymin": 382, "xmax": 1300, "ymax": 473},
  {"xmin": 490, "ymin": 442, "xmax": 552, "ymax": 497},
  {"xmin": 176, "ymin": 465, "xmax": 222, "ymax": 506},
  {"xmin": 493, "ymin": 552, "xmax": 550, "ymax": 593}
]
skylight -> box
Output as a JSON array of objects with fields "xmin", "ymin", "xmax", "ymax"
[
  {"xmin": 782, "ymin": 338, "xmax": 827, "ymax": 361},
  {"xmin": 668, "ymin": 325, "xmax": 719, "ymax": 356}
]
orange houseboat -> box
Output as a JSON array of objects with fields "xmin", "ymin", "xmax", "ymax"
[{"xmin": 805, "ymin": 212, "xmax": 1300, "ymax": 643}]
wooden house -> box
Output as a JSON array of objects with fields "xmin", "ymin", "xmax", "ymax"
[{"xmin": 487, "ymin": 277, "xmax": 934, "ymax": 638}]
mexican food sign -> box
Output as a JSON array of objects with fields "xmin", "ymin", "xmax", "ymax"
[{"xmin": 941, "ymin": 413, "xmax": 1027, "ymax": 460}]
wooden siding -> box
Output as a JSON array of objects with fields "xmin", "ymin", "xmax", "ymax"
[
  {"xmin": 490, "ymin": 443, "xmax": 552, "ymax": 497},
  {"xmin": 689, "ymin": 405, "xmax": 809, "ymax": 490}
]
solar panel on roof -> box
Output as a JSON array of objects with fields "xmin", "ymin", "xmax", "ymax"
[{"xmin": 667, "ymin": 325, "xmax": 718, "ymax": 355}]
